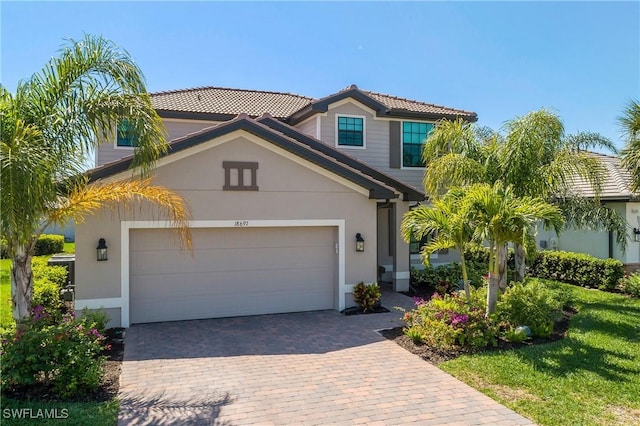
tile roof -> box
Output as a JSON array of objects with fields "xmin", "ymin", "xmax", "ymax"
[
  {"xmin": 570, "ymin": 152, "xmax": 635, "ymax": 200},
  {"xmin": 364, "ymin": 90, "xmax": 476, "ymax": 119},
  {"xmin": 151, "ymin": 86, "xmax": 314, "ymax": 119},
  {"xmin": 150, "ymin": 84, "xmax": 476, "ymax": 121}
]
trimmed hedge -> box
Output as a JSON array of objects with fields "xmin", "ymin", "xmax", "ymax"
[
  {"xmin": 0, "ymin": 234, "xmax": 65, "ymax": 258},
  {"xmin": 528, "ymin": 250, "xmax": 624, "ymax": 291},
  {"xmin": 34, "ymin": 234, "xmax": 65, "ymax": 256}
]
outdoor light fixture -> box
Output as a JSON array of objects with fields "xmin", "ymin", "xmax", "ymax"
[
  {"xmin": 97, "ymin": 238, "xmax": 108, "ymax": 261},
  {"xmin": 355, "ymin": 233, "xmax": 365, "ymax": 252},
  {"xmin": 634, "ymin": 228, "xmax": 640, "ymax": 243}
]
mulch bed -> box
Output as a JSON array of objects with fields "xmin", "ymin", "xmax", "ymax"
[
  {"xmin": 384, "ymin": 285, "xmax": 577, "ymax": 365},
  {"xmin": 2, "ymin": 328, "xmax": 124, "ymax": 402},
  {"xmin": 342, "ymin": 305, "xmax": 390, "ymax": 315}
]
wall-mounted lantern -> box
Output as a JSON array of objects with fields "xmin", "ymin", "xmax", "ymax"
[
  {"xmin": 355, "ymin": 233, "xmax": 365, "ymax": 252},
  {"xmin": 634, "ymin": 228, "xmax": 640, "ymax": 242},
  {"xmin": 97, "ymin": 238, "xmax": 108, "ymax": 261}
]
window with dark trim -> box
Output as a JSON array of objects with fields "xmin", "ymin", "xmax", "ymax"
[
  {"xmin": 402, "ymin": 121, "xmax": 433, "ymax": 167},
  {"xmin": 116, "ymin": 119, "xmax": 138, "ymax": 147},
  {"xmin": 223, "ymin": 161, "xmax": 259, "ymax": 191},
  {"xmin": 409, "ymin": 233, "xmax": 449, "ymax": 255},
  {"xmin": 337, "ymin": 116, "xmax": 364, "ymax": 147}
]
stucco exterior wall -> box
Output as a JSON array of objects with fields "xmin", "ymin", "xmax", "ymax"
[{"xmin": 77, "ymin": 131, "xmax": 382, "ymax": 326}]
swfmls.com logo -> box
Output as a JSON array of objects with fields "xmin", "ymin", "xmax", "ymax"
[{"xmin": 2, "ymin": 408, "xmax": 69, "ymax": 419}]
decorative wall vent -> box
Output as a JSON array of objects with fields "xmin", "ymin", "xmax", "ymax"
[{"xmin": 223, "ymin": 161, "xmax": 259, "ymax": 191}]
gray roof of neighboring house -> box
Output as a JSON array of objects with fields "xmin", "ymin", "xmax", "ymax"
[
  {"xmin": 570, "ymin": 152, "xmax": 636, "ymax": 201},
  {"xmin": 150, "ymin": 84, "xmax": 477, "ymax": 123}
]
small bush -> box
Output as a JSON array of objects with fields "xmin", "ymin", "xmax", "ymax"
[
  {"xmin": 0, "ymin": 238, "xmax": 8, "ymax": 259},
  {"xmin": 353, "ymin": 282, "xmax": 381, "ymax": 312},
  {"xmin": 622, "ymin": 273, "xmax": 640, "ymax": 298},
  {"xmin": 504, "ymin": 327, "xmax": 528, "ymax": 343},
  {"xmin": 529, "ymin": 250, "xmax": 624, "ymax": 291},
  {"xmin": 401, "ymin": 290, "xmax": 497, "ymax": 350},
  {"xmin": 33, "ymin": 279, "xmax": 63, "ymax": 314},
  {"xmin": 0, "ymin": 308, "xmax": 105, "ymax": 398},
  {"xmin": 80, "ymin": 308, "xmax": 110, "ymax": 334},
  {"xmin": 33, "ymin": 234, "xmax": 65, "ymax": 256},
  {"xmin": 497, "ymin": 279, "xmax": 566, "ymax": 338}
]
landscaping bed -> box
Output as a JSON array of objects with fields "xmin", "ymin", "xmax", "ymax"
[
  {"xmin": 381, "ymin": 307, "xmax": 575, "ymax": 365},
  {"xmin": 1, "ymin": 327, "xmax": 124, "ymax": 403}
]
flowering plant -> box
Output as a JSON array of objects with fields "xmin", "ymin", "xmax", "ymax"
[
  {"xmin": 401, "ymin": 290, "xmax": 497, "ymax": 350},
  {"xmin": 0, "ymin": 306, "xmax": 106, "ymax": 397}
]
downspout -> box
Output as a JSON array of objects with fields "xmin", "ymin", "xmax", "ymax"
[{"xmin": 608, "ymin": 230, "xmax": 613, "ymax": 259}]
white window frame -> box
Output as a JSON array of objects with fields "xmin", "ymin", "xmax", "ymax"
[
  {"xmin": 335, "ymin": 114, "xmax": 366, "ymax": 150},
  {"xmin": 400, "ymin": 120, "xmax": 435, "ymax": 169},
  {"xmin": 113, "ymin": 122, "xmax": 136, "ymax": 150}
]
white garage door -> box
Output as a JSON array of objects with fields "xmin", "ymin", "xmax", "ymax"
[{"xmin": 129, "ymin": 226, "xmax": 336, "ymax": 324}]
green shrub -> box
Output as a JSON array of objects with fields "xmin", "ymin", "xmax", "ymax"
[
  {"xmin": 529, "ymin": 250, "xmax": 624, "ymax": 291},
  {"xmin": 33, "ymin": 279, "xmax": 63, "ymax": 313},
  {"xmin": 353, "ymin": 282, "xmax": 381, "ymax": 312},
  {"xmin": 411, "ymin": 262, "xmax": 487, "ymax": 292},
  {"xmin": 0, "ymin": 238, "xmax": 8, "ymax": 259},
  {"xmin": 496, "ymin": 279, "xmax": 566, "ymax": 338},
  {"xmin": 401, "ymin": 290, "xmax": 497, "ymax": 350},
  {"xmin": 0, "ymin": 308, "xmax": 105, "ymax": 398},
  {"xmin": 622, "ymin": 273, "xmax": 640, "ymax": 298},
  {"xmin": 504, "ymin": 327, "xmax": 528, "ymax": 343},
  {"xmin": 34, "ymin": 234, "xmax": 65, "ymax": 256},
  {"xmin": 32, "ymin": 258, "xmax": 68, "ymax": 287},
  {"xmin": 80, "ymin": 308, "xmax": 110, "ymax": 334}
]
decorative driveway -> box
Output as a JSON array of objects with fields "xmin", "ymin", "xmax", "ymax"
[{"xmin": 118, "ymin": 290, "xmax": 535, "ymax": 425}]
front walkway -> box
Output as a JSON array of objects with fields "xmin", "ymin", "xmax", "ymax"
[{"xmin": 118, "ymin": 287, "xmax": 534, "ymax": 425}]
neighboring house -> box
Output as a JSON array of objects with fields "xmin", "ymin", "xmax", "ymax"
[
  {"xmin": 536, "ymin": 152, "xmax": 640, "ymax": 272},
  {"xmin": 75, "ymin": 84, "xmax": 477, "ymax": 327}
]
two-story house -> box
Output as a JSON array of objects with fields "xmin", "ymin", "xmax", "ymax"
[{"xmin": 75, "ymin": 84, "xmax": 477, "ymax": 326}]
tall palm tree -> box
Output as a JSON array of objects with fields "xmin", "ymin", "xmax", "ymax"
[
  {"xmin": 401, "ymin": 188, "xmax": 475, "ymax": 298},
  {"xmin": 461, "ymin": 183, "xmax": 564, "ymax": 314},
  {"xmin": 1, "ymin": 35, "xmax": 192, "ymax": 323},
  {"xmin": 422, "ymin": 110, "xmax": 625, "ymax": 281},
  {"xmin": 620, "ymin": 100, "xmax": 640, "ymax": 190}
]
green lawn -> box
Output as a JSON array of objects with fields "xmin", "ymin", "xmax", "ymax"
[
  {"xmin": 0, "ymin": 243, "xmax": 117, "ymax": 426},
  {"xmin": 440, "ymin": 283, "xmax": 640, "ymax": 426}
]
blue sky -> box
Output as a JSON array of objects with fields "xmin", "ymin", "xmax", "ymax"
[{"xmin": 2, "ymin": 1, "xmax": 639, "ymax": 150}]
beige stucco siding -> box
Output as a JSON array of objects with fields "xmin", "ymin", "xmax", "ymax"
[
  {"xmin": 76, "ymin": 131, "xmax": 379, "ymax": 325},
  {"xmin": 319, "ymin": 101, "xmax": 427, "ymax": 191}
]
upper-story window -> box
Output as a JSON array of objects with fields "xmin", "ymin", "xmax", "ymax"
[
  {"xmin": 116, "ymin": 119, "xmax": 138, "ymax": 148},
  {"xmin": 337, "ymin": 115, "xmax": 365, "ymax": 148},
  {"xmin": 402, "ymin": 121, "xmax": 434, "ymax": 167}
]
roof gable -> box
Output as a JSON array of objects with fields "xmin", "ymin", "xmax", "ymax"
[{"xmin": 87, "ymin": 115, "xmax": 401, "ymax": 200}]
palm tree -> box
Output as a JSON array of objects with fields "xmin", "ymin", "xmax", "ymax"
[
  {"xmin": 401, "ymin": 188, "xmax": 475, "ymax": 298},
  {"xmin": 461, "ymin": 183, "xmax": 564, "ymax": 314},
  {"xmin": 1, "ymin": 35, "xmax": 192, "ymax": 323},
  {"xmin": 620, "ymin": 100, "xmax": 640, "ymax": 190},
  {"xmin": 422, "ymin": 110, "xmax": 625, "ymax": 281}
]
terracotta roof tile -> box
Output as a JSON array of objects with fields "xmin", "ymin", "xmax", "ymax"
[
  {"xmin": 151, "ymin": 86, "xmax": 313, "ymax": 119},
  {"xmin": 364, "ymin": 90, "xmax": 477, "ymax": 119}
]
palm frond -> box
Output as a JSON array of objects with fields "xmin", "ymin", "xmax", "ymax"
[{"xmin": 46, "ymin": 178, "xmax": 193, "ymax": 250}]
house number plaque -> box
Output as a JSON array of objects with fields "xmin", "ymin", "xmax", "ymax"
[{"xmin": 234, "ymin": 220, "xmax": 249, "ymax": 227}]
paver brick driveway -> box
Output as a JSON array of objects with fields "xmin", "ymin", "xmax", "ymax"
[{"xmin": 118, "ymin": 291, "xmax": 535, "ymax": 425}]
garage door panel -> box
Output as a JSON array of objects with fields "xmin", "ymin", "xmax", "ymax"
[
  {"xmin": 130, "ymin": 227, "xmax": 336, "ymax": 324},
  {"xmin": 130, "ymin": 245, "xmax": 334, "ymax": 275}
]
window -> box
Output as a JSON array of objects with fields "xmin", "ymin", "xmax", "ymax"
[
  {"xmin": 116, "ymin": 119, "xmax": 138, "ymax": 147},
  {"xmin": 223, "ymin": 161, "xmax": 259, "ymax": 191},
  {"xmin": 337, "ymin": 116, "xmax": 364, "ymax": 147},
  {"xmin": 409, "ymin": 233, "xmax": 448, "ymax": 255},
  {"xmin": 402, "ymin": 121, "xmax": 433, "ymax": 167}
]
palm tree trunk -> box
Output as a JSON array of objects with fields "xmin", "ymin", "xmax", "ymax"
[
  {"xmin": 11, "ymin": 247, "xmax": 33, "ymax": 323},
  {"xmin": 514, "ymin": 243, "xmax": 526, "ymax": 281},
  {"xmin": 486, "ymin": 243, "xmax": 499, "ymax": 315},
  {"xmin": 497, "ymin": 243, "xmax": 508, "ymax": 290},
  {"xmin": 460, "ymin": 253, "xmax": 471, "ymax": 299}
]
